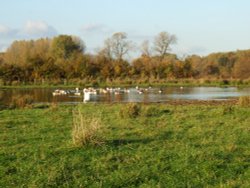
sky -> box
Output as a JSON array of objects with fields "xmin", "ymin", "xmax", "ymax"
[{"xmin": 0, "ymin": 0, "xmax": 250, "ymax": 57}]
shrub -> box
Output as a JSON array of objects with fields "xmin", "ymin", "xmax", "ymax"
[
  {"xmin": 91, "ymin": 80, "xmax": 99, "ymax": 87},
  {"xmin": 10, "ymin": 94, "xmax": 34, "ymax": 109},
  {"xmin": 221, "ymin": 80, "xmax": 230, "ymax": 85},
  {"xmin": 120, "ymin": 103, "xmax": 141, "ymax": 118},
  {"xmin": 0, "ymin": 79, "xmax": 4, "ymax": 86},
  {"xmin": 11, "ymin": 80, "xmax": 21, "ymax": 86},
  {"xmin": 236, "ymin": 79, "xmax": 243, "ymax": 85},
  {"xmin": 238, "ymin": 96, "xmax": 250, "ymax": 107},
  {"xmin": 199, "ymin": 79, "xmax": 210, "ymax": 84},
  {"xmin": 243, "ymin": 78, "xmax": 250, "ymax": 85},
  {"xmin": 50, "ymin": 79, "xmax": 63, "ymax": 85},
  {"xmin": 72, "ymin": 108, "xmax": 103, "ymax": 146}
]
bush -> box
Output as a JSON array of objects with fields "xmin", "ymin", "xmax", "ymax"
[
  {"xmin": 236, "ymin": 80, "xmax": 243, "ymax": 85},
  {"xmin": 10, "ymin": 94, "xmax": 34, "ymax": 109},
  {"xmin": 120, "ymin": 103, "xmax": 141, "ymax": 118},
  {"xmin": 0, "ymin": 79, "xmax": 4, "ymax": 86},
  {"xmin": 50, "ymin": 79, "xmax": 63, "ymax": 85},
  {"xmin": 72, "ymin": 108, "xmax": 103, "ymax": 146},
  {"xmin": 238, "ymin": 96, "xmax": 250, "ymax": 107},
  {"xmin": 221, "ymin": 80, "xmax": 230, "ymax": 85},
  {"xmin": 199, "ymin": 79, "xmax": 210, "ymax": 85},
  {"xmin": 11, "ymin": 80, "xmax": 21, "ymax": 86},
  {"xmin": 91, "ymin": 80, "xmax": 99, "ymax": 87},
  {"xmin": 243, "ymin": 78, "xmax": 250, "ymax": 85}
]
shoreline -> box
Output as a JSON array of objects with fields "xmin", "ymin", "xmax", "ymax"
[{"xmin": 1, "ymin": 83, "xmax": 250, "ymax": 89}]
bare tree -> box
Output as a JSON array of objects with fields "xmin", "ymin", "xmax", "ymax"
[
  {"xmin": 154, "ymin": 31, "xmax": 177, "ymax": 58},
  {"xmin": 141, "ymin": 40, "xmax": 151, "ymax": 57},
  {"xmin": 101, "ymin": 32, "xmax": 132, "ymax": 61},
  {"xmin": 99, "ymin": 38, "xmax": 113, "ymax": 60}
]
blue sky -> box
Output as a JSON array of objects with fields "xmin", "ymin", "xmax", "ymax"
[{"xmin": 0, "ymin": 0, "xmax": 250, "ymax": 57}]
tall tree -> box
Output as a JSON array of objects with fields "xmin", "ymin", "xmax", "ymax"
[
  {"xmin": 154, "ymin": 31, "xmax": 177, "ymax": 58},
  {"xmin": 102, "ymin": 32, "xmax": 133, "ymax": 61},
  {"xmin": 51, "ymin": 35, "xmax": 85, "ymax": 60},
  {"xmin": 99, "ymin": 38, "xmax": 113, "ymax": 60},
  {"xmin": 141, "ymin": 40, "xmax": 151, "ymax": 57},
  {"xmin": 233, "ymin": 53, "xmax": 250, "ymax": 79}
]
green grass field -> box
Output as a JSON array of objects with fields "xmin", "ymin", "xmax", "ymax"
[{"xmin": 0, "ymin": 103, "xmax": 249, "ymax": 187}]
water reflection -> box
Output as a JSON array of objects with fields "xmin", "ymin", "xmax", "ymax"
[{"xmin": 0, "ymin": 87, "xmax": 249, "ymax": 105}]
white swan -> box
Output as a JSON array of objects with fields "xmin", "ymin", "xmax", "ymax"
[
  {"xmin": 74, "ymin": 87, "xmax": 81, "ymax": 95},
  {"xmin": 52, "ymin": 89, "xmax": 67, "ymax": 96},
  {"xmin": 83, "ymin": 88, "xmax": 90, "ymax": 102}
]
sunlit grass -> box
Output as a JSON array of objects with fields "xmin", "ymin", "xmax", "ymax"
[
  {"xmin": 72, "ymin": 107, "xmax": 103, "ymax": 146},
  {"xmin": 238, "ymin": 96, "xmax": 250, "ymax": 107},
  {"xmin": 0, "ymin": 103, "xmax": 249, "ymax": 187}
]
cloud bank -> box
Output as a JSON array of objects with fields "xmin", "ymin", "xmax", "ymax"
[
  {"xmin": 81, "ymin": 23, "xmax": 112, "ymax": 34},
  {"xmin": 0, "ymin": 21, "xmax": 58, "ymax": 52},
  {"xmin": 22, "ymin": 21, "xmax": 57, "ymax": 38}
]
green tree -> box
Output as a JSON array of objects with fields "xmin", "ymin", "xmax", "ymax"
[{"xmin": 51, "ymin": 35, "xmax": 85, "ymax": 60}]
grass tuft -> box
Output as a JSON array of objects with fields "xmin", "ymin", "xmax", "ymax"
[
  {"xmin": 9, "ymin": 94, "xmax": 34, "ymax": 109},
  {"xmin": 238, "ymin": 96, "xmax": 250, "ymax": 107},
  {"xmin": 119, "ymin": 103, "xmax": 141, "ymax": 118},
  {"xmin": 72, "ymin": 107, "xmax": 103, "ymax": 146}
]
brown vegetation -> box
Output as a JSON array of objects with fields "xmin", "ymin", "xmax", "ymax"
[
  {"xmin": 238, "ymin": 96, "xmax": 250, "ymax": 107},
  {"xmin": 0, "ymin": 33, "xmax": 250, "ymax": 85},
  {"xmin": 119, "ymin": 103, "xmax": 141, "ymax": 118},
  {"xmin": 9, "ymin": 94, "xmax": 34, "ymax": 108},
  {"xmin": 72, "ymin": 108, "xmax": 103, "ymax": 146}
]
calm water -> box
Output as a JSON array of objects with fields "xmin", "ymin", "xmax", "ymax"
[{"xmin": 0, "ymin": 87, "xmax": 250, "ymax": 105}]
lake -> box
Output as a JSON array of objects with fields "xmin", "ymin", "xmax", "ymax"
[{"xmin": 0, "ymin": 86, "xmax": 250, "ymax": 105}]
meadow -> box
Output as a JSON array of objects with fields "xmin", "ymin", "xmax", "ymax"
[{"xmin": 0, "ymin": 103, "xmax": 249, "ymax": 187}]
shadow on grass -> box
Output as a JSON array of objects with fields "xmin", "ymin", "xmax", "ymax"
[
  {"xmin": 108, "ymin": 131, "xmax": 174, "ymax": 147},
  {"xmin": 108, "ymin": 138, "xmax": 155, "ymax": 147},
  {"xmin": 0, "ymin": 104, "xmax": 8, "ymax": 110}
]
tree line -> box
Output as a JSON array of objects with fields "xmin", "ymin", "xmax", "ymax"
[{"xmin": 0, "ymin": 32, "xmax": 249, "ymax": 86}]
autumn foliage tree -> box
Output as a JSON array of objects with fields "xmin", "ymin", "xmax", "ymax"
[
  {"xmin": 233, "ymin": 51, "xmax": 250, "ymax": 79},
  {"xmin": 0, "ymin": 32, "xmax": 249, "ymax": 85}
]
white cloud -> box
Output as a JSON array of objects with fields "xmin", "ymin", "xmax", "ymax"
[
  {"xmin": 187, "ymin": 46, "xmax": 208, "ymax": 56},
  {"xmin": 81, "ymin": 23, "xmax": 112, "ymax": 34},
  {"xmin": 0, "ymin": 21, "xmax": 58, "ymax": 51},
  {"xmin": 0, "ymin": 25, "xmax": 9, "ymax": 34},
  {"xmin": 171, "ymin": 45, "xmax": 208, "ymax": 58},
  {"xmin": 22, "ymin": 20, "xmax": 57, "ymax": 37},
  {"xmin": 130, "ymin": 34, "xmax": 154, "ymax": 41},
  {"xmin": 0, "ymin": 43, "xmax": 8, "ymax": 52},
  {"xmin": 0, "ymin": 25, "xmax": 18, "ymax": 38},
  {"xmin": 0, "ymin": 21, "xmax": 57, "ymax": 39}
]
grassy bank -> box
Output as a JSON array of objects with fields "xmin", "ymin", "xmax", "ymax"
[
  {"xmin": 0, "ymin": 103, "xmax": 250, "ymax": 187},
  {"xmin": 1, "ymin": 78, "xmax": 250, "ymax": 89}
]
